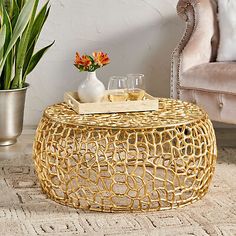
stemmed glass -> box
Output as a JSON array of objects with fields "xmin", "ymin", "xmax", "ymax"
[
  {"xmin": 127, "ymin": 74, "xmax": 145, "ymax": 101},
  {"xmin": 108, "ymin": 76, "xmax": 128, "ymax": 102}
]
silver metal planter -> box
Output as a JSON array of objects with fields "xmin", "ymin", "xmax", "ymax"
[{"xmin": 0, "ymin": 84, "xmax": 29, "ymax": 146}]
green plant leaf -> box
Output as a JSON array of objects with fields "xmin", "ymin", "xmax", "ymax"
[
  {"xmin": 0, "ymin": 0, "xmax": 35, "ymax": 77},
  {"xmin": 23, "ymin": 40, "xmax": 54, "ymax": 80},
  {"xmin": 1, "ymin": 3, "xmax": 13, "ymax": 89},
  {"xmin": 4, "ymin": 51, "xmax": 13, "ymax": 89},
  {"xmin": 2, "ymin": 2, "xmax": 13, "ymax": 47},
  {"xmin": 23, "ymin": 2, "xmax": 50, "ymax": 75},
  {"xmin": 11, "ymin": 0, "xmax": 20, "ymax": 28},
  {"xmin": 22, "ymin": 38, "xmax": 35, "ymax": 76},
  {"xmin": 12, "ymin": 0, "xmax": 39, "ymax": 88},
  {"xmin": 29, "ymin": 1, "xmax": 49, "ymax": 47},
  {"xmin": 0, "ymin": 0, "xmax": 53, "ymax": 90},
  {"xmin": 17, "ymin": 0, "xmax": 25, "ymax": 10},
  {"xmin": 7, "ymin": 0, "xmax": 34, "ymax": 52},
  {"xmin": 0, "ymin": 25, "xmax": 6, "ymax": 61},
  {"xmin": 3, "ymin": 0, "xmax": 14, "ymax": 19}
]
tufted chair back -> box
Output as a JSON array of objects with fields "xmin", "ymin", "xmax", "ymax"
[{"xmin": 171, "ymin": 0, "xmax": 236, "ymax": 124}]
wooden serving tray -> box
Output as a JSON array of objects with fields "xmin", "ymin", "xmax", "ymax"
[{"xmin": 64, "ymin": 90, "xmax": 158, "ymax": 115}]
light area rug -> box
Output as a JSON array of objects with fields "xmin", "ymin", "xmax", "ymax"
[{"xmin": 0, "ymin": 133, "xmax": 235, "ymax": 236}]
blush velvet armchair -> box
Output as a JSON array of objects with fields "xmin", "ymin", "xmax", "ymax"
[{"xmin": 171, "ymin": 0, "xmax": 236, "ymax": 124}]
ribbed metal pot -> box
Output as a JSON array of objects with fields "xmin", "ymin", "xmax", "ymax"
[{"xmin": 0, "ymin": 84, "xmax": 29, "ymax": 146}]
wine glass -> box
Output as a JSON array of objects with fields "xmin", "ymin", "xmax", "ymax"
[
  {"xmin": 108, "ymin": 76, "xmax": 128, "ymax": 102},
  {"xmin": 127, "ymin": 74, "xmax": 145, "ymax": 101}
]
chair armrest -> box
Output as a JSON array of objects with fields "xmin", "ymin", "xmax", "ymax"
[{"xmin": 171, "ymin": 0, "xmax": 217, "ymax": 99}]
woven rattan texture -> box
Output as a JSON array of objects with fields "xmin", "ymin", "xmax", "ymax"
[
  {"xmin": 44, "ymin": 98, "xmax": 206, "ymax": 128},
  {"xmin": 33, "ymin": 99, "xmax": 217, "ymax": 212}
]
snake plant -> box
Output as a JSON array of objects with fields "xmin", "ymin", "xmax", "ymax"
[{"xmin": 0, "ymin": 0, "xmax": 54, "ymax": 90}]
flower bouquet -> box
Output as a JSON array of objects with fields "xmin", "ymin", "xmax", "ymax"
[
  {"xmin": 74, "ymin": 51, "xmax": 110, "ymax": 103},
  {"xmin": 74, "ymin": 52, "xmax": 110, "ymax": 72}
]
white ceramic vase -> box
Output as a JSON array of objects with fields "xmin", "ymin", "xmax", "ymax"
[{"xmin": 78, "ymin": 71, "xmax": 105, "ymax": 103}]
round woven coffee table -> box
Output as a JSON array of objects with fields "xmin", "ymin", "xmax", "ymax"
[{"xmin": 33, "ymin": 98, "xmax": 217, "ymax": 212}]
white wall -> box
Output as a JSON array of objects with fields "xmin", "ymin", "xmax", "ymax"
[{"xmin": 24, "ymin": 0, "xmax": 184, "ymax": 126}]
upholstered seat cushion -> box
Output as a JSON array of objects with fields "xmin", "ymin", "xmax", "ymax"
[{"xmin": 181, "ymin": 62, "xmax": 236, "ymax": 95}]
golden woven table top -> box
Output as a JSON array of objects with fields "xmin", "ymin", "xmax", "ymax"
[{"xmin": 44, "ymin": 98, "xmax": 207, "ymax": 129}]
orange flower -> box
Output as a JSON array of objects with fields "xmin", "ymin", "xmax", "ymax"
[
  {"xmin": 93, "ymin": 51, "xmax": 110, "ymax": 67},
  {"xmin": 75, "ymin": 52, "xmax": 81, "ymax": 65},
  {"xmin": 74, "ymin": 52, "xmax": 92, "ymax": 68}
]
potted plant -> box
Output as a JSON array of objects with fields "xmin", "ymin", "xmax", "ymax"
[
  {"xmin": 74, "ymin": 51, "xmax": 110, "ymax": 103},
  {"xmin": 0, "ymin": 0, "xmax": 54, "ymax": 146}
]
